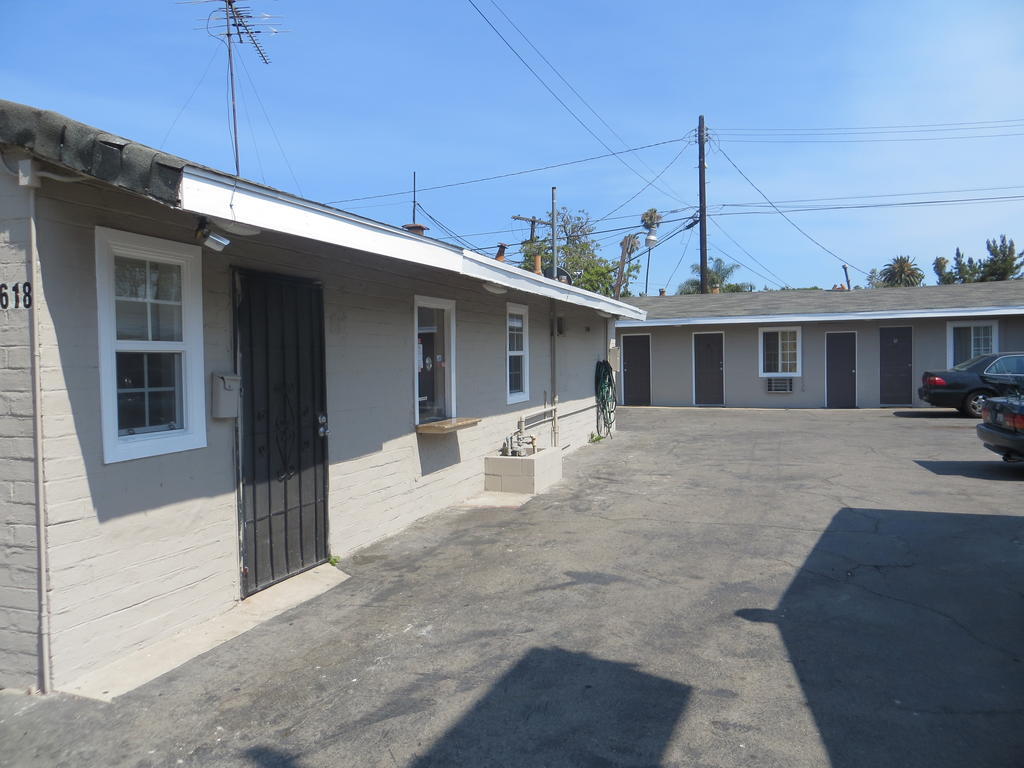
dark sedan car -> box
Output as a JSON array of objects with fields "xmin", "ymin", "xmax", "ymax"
[
  {"xmin": 977, "ymin": 375, "xmax": 1024, "ymax": 462},
  {"xmin": 918, "ymin": 352, "xmax": 1024, "ymax": 417}
]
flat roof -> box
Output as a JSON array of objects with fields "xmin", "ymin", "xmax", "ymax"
[
  {"xmin": 617, "ymin": 281, "xmax": 1024, "ymax": 327},
  {"xmin": 0, "ymin": 99, "xmax": 644, "ymax": 320}
]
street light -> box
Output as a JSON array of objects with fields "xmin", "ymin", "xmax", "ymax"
[{"xmin": 644, "ymin": 228, "xmax": 658, "ymax": 296}]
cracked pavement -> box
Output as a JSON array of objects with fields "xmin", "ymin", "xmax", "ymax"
[{"xmin": 1, "ymin": 407, "xmax": 1022, "ymax": 767}]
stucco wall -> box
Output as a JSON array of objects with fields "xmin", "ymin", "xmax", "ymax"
[
  {"xmin": 30, "ymin": 180, "xmax": 611, "ymax": 687},
  {"xmin": 621, "ymin": 315, "xmax": 1024, "ymax": 409},
  {"xmin": 0, "ymin": 169, "xmax": 40, "ymax": 689}
]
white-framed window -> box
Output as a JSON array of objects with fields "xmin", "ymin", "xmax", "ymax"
[
  {"xmin": 947, "ymin": 321, "xmax": 998, "ymax": 366},
  {"xmin": 759, "ymin": 326, "xmax": 801, "ymax": 377},
  {"xmin": 414, "ymin": 296, "xmax": 456, "ymax": 424},
  {"xmin": 506, "ymin": 302, "xmax": 529, "ymax": 404},
  {"xmin": 95, "ymin": 227, "xmax": 206, "ymax": 463}
]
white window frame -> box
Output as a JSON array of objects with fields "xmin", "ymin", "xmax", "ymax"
[
  {"xmin": 95, "ymin": 227, "xmax": 206, "ymax": 463},
  {"xmin": 413, "ymin": 296, "xmax": 456, "ymax": 425},
  {"xmin": 758, "ymin": 326, "xmax": 802, "ymax": 378},
  {"xmin": 506, "ymin": 302, "xmax": 530, "ymax": 404},
  {"xmin": 946, "ymin": 320, "xmax": 999, "ymax": 367}
]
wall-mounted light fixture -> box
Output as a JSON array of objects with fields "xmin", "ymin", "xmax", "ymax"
[
  {"xmin": 195, "ymin": 217, "xmax": 231, "ymax": 252},
  {"xmin": 482, "ymin": 282, "xmax": 508, "ymax": 295}
]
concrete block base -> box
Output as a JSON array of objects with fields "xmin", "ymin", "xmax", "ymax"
[{"xmin": 484, "ymin": 448, "xmax": 562, "ymax": 494}]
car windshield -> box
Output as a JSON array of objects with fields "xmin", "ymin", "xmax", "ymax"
[{"xmin": 952, "ymin": 355, "xmax": 989, "ymax": 371}]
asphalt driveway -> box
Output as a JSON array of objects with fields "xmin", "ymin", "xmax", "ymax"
[{"xmin": 2, "ymin": 408, "xmax": 1022, "ymax": 768}]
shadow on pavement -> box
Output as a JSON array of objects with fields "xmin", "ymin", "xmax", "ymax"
[
  {"xmin": 915, "ymin": 459, "xmax": 1024, "ymax": 480},
  {"xmin": 245, "ymin": 746, "xmax": 304, "ymax": 767},
  {"xmin": 738, "ymin": 507, "xmax": 1024, "ymax": 768},
  {"xmin": 890, "ymin": 409, "xmax": 962, "ymax": 418},
  {"xmin": 409, "ymin": 647, "xmax": 690, "ymax": 767}
]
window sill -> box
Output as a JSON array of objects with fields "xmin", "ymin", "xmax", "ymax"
[
  {"xmin": 103, "ymin": 430, "xmax": 207, "ymax": 464},
  {"xmin": 507, "ymin": 392, "xmax": 530, "ymax": 405},
  {"xmin": 415, "ymin": 417, "xmax": 482, "ymax": 435},
  {"xmin": 759, "ymin": 373, "xmax": 802, "ymax": 378}
]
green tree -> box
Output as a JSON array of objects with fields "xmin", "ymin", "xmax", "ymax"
[
  {"xmin": 519, "ymin": 207, "xmax": 638, "ymax": 297},
  {"xmin": 677, "ymin": 257, "xmax": 755, "ymax": 294},
  {"xmin": 934, "ymin": 247, "xmax": 981, "ymax": 284},
  {"xmin": 864, "ymin": 268, "xmax": 882, "ymax": 288},
  {"xmin": 980, "ymin": 235, "xmax": 1022, "ymax": 281},
  {"xmin": 879, "ymin": 255, "xmax": 924, "ymax": 287}
]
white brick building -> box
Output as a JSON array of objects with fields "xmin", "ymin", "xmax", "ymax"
[{"xmin": 0, "ymin": 100, "xmax": 643, "ymax": 693}]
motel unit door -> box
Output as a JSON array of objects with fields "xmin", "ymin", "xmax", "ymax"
[
  {"xmin": 621, "ymin": 334, "xmax": 652, "ymax": 406},
  {"xmin": 826, "ymin": 332, "xmax": 857, "ymax": 408},
  {"xmin": 236, "ymin": 271, "xmax": 329, "ymax": 597},
  {"xmin": 693, "ymin": 332, "xmax": 724, "ymax": 406},
  {"xmin": 879, "ymin": 326, "xmax": 913, "ymax": 406}
]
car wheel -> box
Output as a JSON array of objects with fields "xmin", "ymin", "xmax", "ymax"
[{"xmin": 961, "ymin": 390, "xmax": 990, "ymax": 418}]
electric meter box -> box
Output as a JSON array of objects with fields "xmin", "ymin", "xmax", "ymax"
[{"xmin": 212, "ymin": 373, "xmax": 241, "ymax": 418}]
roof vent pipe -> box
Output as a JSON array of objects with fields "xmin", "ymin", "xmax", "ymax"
[
  {"xmin": 495, "ymin": 243, "xmax": 507, "ymax": 261},
  {"xmin": 403, "ymin": 222, "xmax": 428, "ymax": 237}
]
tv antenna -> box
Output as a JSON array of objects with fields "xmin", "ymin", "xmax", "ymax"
[{"xmin": 184, "ymin": 0, "xmax": 287, "ymax": 176}]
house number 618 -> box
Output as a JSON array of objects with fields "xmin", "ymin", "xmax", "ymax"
[{"xmin": 0, "ymin": 282, "xmax": 32, "ymax": 309}]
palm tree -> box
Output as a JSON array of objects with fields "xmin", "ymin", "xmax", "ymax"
[
  {"xmin": 879, "ymin": 256, "xmax": 924, "ymax": 287},
  {"xmin": 677, "ymin": 257, "xmax": 754, "ymax": 294}
]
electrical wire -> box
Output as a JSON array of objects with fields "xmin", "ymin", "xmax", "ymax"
[
  {"xmin": 711, "ymin": 117, "xmax": 1024, "ymax": 133},
  {"xmin": 486, "ymin": 0, "xmax": 685, "ymax": 203},
  {"xmin": 708, "ymin": 242, "xmax": 787, "ymax": 290},
  {"xmin": 325, "ymin": 135, "xmax": 690, "ymax": 205},
  {"xmin": 719, "ymin": 184, "xmax": 1024, "ymax": 208},
  {"xmin": 709, "ymin": 218, "xmax": 790, "ymax": 288},
  {"xmin": 595, "ymin": 140, "xmax": 693, "ymax": 223},
  {"xmin": 716, "ymin": 131, "xmax": 1024, "ymax": 144},
  {"xmin": 712, "ymin": 193, "xmax": 1024, "ymax": 217},
  {"xmin": 715, "ymin": 146, "xmax": 869, "ymax": 275},
  {"xmin": 159, "ymin": 46, "xmax": 221, "ymax": 150},
  {"xmin": 465, "ymin": 0, "xmax": 686, "ymax": 202},
  {"xmin": 663, "ymin": 226, "xmax": 696, "ymax": 293}
]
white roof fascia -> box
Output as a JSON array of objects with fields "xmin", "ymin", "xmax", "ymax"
[
  {"xmin": 179, "ymin": 166, "xmax": 647, "ymax": 320},
  {"xmin": 461, "ymin": 250, "xmax": 646, "ymax": 319},
  {"xmin": 179, "ymin": 167, "xmax": 463, "ymax": 273},
  {"xmin": 616, "ymin": 304, "xmax": 1024, "ymax": 328}
]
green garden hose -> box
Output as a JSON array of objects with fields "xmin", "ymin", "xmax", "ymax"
[{"xmin": 595, "ymin": 360, "xmax": 616, "ymax": 437}]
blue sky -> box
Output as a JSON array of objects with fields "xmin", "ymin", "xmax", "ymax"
[{"xmin": 5, "ymin": 1, "xmax": 1024, "ymax": 292}]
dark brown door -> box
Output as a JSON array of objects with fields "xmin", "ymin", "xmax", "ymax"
[
  {"xmin": 879, "ymin": 326, "xmax": 913, "ymax": 405},
  {"xmin": 826, "ymin": 332, "xmax": 857, "ymax": 408},
  {"xmin": 622, "ymin": 335, "xmax": 651, "ymax": 406},
  {"xmin": 237, "ymin": 271, "xmax": 329, "ymax": 597},
  {"xmin": 693, "ymin": 333, "xmax": 724, "ymax": 405}
]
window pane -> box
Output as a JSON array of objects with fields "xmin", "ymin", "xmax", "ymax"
[
  {"xmin": 508, "ymin": 313, "xmax": 524, "ymax": 352},
  {"xmin": 148, "ymin": 390, "xmax": 181, "ymax": 429},
  {"xmin": 972, "ymin": 325, "xmax": 993, "ymax": 356},
  {"xmin": 417, "ymin": 306, "xmax": 448, "ymax": 421},
  {"xmin": 509, "ymin": 355, "xmax": 524, "ymax": 394},
  {"xmin": 779, "ymin": 330, "xmax": 798, "ymax": 373},
  {"xmin": 953, "ymin": 326, "xmax": 972, "ymax": 365},
  {"xmin": 150, "ymin": 303, "xmax": 183, "ymax": 341},
  {"xmin": 763, "ymin": 331, "xmax": 779, "ymax": 373},
  {"xmin": 117, "ymin": 392, "xmax": 146, "ymax": 432},
  {"xmin": 116, "ymin": 352, "xmax": 145, "ymax": 389},
  {"xmin": 115, "ymin": 257, "xmax": 147, "ymax": 298},
  {"xmin": 116, "ymin": 300, "xmax": 149, "ymax": 340},
  {"xmin": 149, "ymin": 262, "xmax": 182, "ymax": 302},
  {"xmin": 147, "ymin": 353, "xmax": 181, "ymax": 388}
]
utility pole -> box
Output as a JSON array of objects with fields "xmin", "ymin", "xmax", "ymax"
[
  {"xmin": 225, "ymin": 0, "xmax": 240, "ymax": 176},
  {"xmin": 512, "ymin": 214, "xmax": 548, "ymax": 274},
  {"xmin": 551, "ymin": 187, "xmax": 558, "ymax": 278},
  {"xmin": 698, "ymin": 114, "xmax": 708, "ymax": 294}
]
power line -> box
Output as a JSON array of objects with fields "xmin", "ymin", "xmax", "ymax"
[
  {"xmin": 712, "ymin": 117, "xmax": 1024, "ymax": 132},
  {"xmin": 159, "ymin": 46, "xmax": 222, "ymax": 150},
  {"xmin": 485, "ymin": 0, "xmax": 686, "ymax": 203},
  {"xmin": 709, "ymin": 218, "xmax": 790, "ymax": 288},
  {"xmin": 720, "ymin": 184, "xmax": 1024, "ymax": 208},
  {"xmin": 708, "ymin": 241, "xmax": 787, "ymax": 290},
  {"xmin": 715, "ymin": 145, "xmax": 868, "ymax": 275},
  {"xmin": 715, "ymin": 131, "xmax": 1024, "ymax": 144},
  {"xmin": 712, "ymin": 193, "xmax": 1024, "ymax": 217},
  {"xmin": 664, "ymin": 226, "xmax": 696, "ymax": 292},
  {"xmin": 324, "ymin": 135, "xmax": 689, "ymax": 205},
  {"xmin": 464, "ymin": 0, "xmax": 684, "ymax": 201},
  {"xmin": 595, "ymin": 140, "xmax": 693, "ymax": 222}
]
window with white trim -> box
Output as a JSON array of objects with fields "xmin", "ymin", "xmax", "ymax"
[
  {"xmin": 415, "ymin": 296, "xmax": 456, "ymax": 424},
  {"xmin": 506, "ymin": 303, "xmax": 529, "ymax": 404},
  {"xmin": 759, "ymin": 326, "xmax": 801, "ymax": 377},
  {"xmin": 948, "ymin": 321, "xmax": 998, "ymax": 366},
  {"xmin": 96, "ymin": 228, "xmax": 206, "ymax": 463}
]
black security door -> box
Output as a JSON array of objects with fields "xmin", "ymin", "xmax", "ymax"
[
  {"xmin": 879, "ymin": 326, "xmax": 913, "ymax": 406},
  {"xmin": 826, "ymin": 332, "xmax": 857, "ymax": 408},
  {"xmin": 237, "ymin": 271, "xmax": 329, "ymax": 597},
  {"xmin": 622, "ymin": 335, "xmax": 651, "ymax": 406},
  {"xmin": 693, "ymin": 333, "xmax": 724, "ymax": 405}
]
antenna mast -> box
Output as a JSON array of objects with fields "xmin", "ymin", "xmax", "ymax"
[{"xmin": 187, "ymin": 0, "xmax": 283, "ymax": 177}]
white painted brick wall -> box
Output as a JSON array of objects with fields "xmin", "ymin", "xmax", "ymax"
[{"xmin": 0, "ymin": 171, "xmax": 39, "ymax": 690}]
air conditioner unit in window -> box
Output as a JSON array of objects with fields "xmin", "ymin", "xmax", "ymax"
[{"xmin": 766, "ymin": 378, "xmax": 793, "ymax": 393}]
